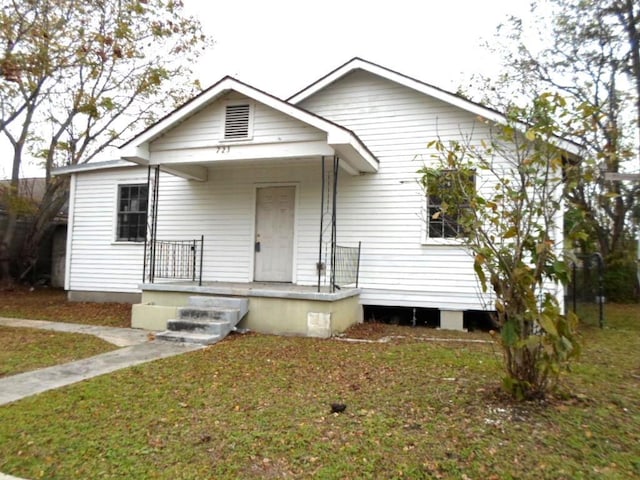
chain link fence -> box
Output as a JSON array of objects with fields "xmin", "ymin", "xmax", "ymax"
[{"xmin": 567, "ymin": 253, "xmax": 605, "ymax": 327}]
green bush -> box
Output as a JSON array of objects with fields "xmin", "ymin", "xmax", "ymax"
[{"xmin": 604, "ymin": 259, "xmax": 639, "ymax": 302}]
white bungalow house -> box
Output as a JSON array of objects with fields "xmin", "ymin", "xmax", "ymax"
[{"xmin": 56, "ymin": 58, "xmax": 567, "ymax": 337}]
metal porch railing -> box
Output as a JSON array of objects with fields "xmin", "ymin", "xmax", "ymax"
[
  {"xmin": 333, "ymin": 242, "xmax": 361, "ymax": 290},
  {"xmin": 145, "ymin": 236, "xmax": 204, "ymax": 286}
]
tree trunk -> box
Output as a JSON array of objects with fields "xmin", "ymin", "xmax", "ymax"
[
  {"xmin": 620, "ymin": 1, "xmax": 640, "ymax": 147},
  {"xmin": 0, "ymin": 147, "xmax": 23, "ymax": 288},
  {"xmin": 17, "ymin": 177, "xmax": 69, "ymax": 282}
]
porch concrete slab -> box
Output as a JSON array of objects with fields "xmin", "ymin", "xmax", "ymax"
[
  {"xmin": 140, "ymin": 281, "xmax": 360, "ymax": 302},
  {"xmin": 0, "ymin": 317, "xmax": 150, "ymax": 347},
  {"xmin": 0, "ymin": 341, "xmax": 202, "ymax": 406}
]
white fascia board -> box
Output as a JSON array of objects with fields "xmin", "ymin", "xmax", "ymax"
[
  {"xmin": 230, "ymin": 79, "xmax": 377, "ymax": 157},
  {"xmin": 52, "ymin": 159, "xmax": 138, "ymax": 176},
  {"xmin": 123, "ymin": 77, "xmax": 355, "ymax": 152},
  {"xmin": 232, "ymin": 82, "xmax": 323, "ymax": 129},
  {"xmin": 127, "ymin": 77, "xmax": 336, "ymax": 149},
  {"xmin": 119, "ymin": 144, "xmax": 150, "ymax": 164},
  {"xmin": 289, "ymin": 58, "xmax": 506, "ymax": 125},
  {"xmin": 291, "ymin": 58, "xmax": 584, "ymax": 158},
  {"xmin": 121, "ymin": 75, "xmax": 379, "ymax": 173},
  {"xmin": 337, "ymin": 158, "xmax": 359, "ymax": 176},
  {"xmin": 149, "ymin": 140, "xmax": 335, "ymax": 164},
  {"xmin": 125, "ymin": 82, "xmax": 232, "ymax": 148},
  {"xmin": 327, "ymin": 130, "xmax": 378, "ymax": 173},
  {"xmin": 355, "ymin": 62, "xmax": 506, "ymax": 124},
  {"xmin": 476, "ymin": 116, "xmax": 583, "ymax": 158}
]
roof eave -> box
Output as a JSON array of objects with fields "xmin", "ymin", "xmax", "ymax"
[
  {"xmin": 52, "ymin": 159, "xmax": 138, "ymax": 176},
  {"xmin": 118, "ymin": 75, "xmax": 380, "ymax": 175},
  {"xmin": 327, "ymin": 130, "xmax": 378, "ymax": 174},
  {"xmin": 289, "ymin": 58, "xmax": 506, "ymax": 123}
]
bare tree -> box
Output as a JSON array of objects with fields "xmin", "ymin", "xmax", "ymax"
[
  {"xmin": 0, "ymin": 0, "xmax": 211, "ymax": 285},
  {"xmin": 476, "ymin": 0, "xmax": 639, "ymax": 274}
]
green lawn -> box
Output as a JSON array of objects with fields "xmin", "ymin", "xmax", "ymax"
[
  {"xmin": 0, "ymin": 305, "xmax": 638, "ymax": 479},
  {"xmin": 0, "ymin": 326, "xmax": 118, "ymax": 378}
]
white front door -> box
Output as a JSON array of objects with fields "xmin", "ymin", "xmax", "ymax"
[{"xmin": 254, "ymin": 186, "xmax": 295, "ymax": 282}]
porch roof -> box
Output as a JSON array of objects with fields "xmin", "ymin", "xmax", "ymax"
[{"xmin": 119, "ymin": 77, "xmax": 378, "ymax": 180}]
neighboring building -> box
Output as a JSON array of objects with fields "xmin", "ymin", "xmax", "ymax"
[
  {"xmin": 55, "ymin": 58, "xmax": 570, "ymax": 336},
  {"xmin": 0, "ymin": 177, "xmax": 67, "ymax": 286}
]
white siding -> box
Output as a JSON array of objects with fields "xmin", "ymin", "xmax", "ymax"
[
  {"xmin": 150, "ymin": 92, "xmax": 324, "ymax": 152},
  {"xmin": 68, "ymin": 167, "xmax": 149, "ymax": 293},
  {"xmin": 67, "ymin": 71, "xmax": 539, "ymax": 313},
  {"xmin": 153, "ymin": 161, "xmax": 323, "ymax": 285},
  {"xmin": 300, "ymin": 70, "xmax": 497, "ymax": 310},
  {"xmin": 68, "ymin": 161, "xmax": 327, "ymax": 293}
]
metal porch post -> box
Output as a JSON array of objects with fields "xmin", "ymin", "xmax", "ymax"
[
  {"xmin": 149, "ymin": 166, "xmax": 160, "ymax": 283},
  {"xmin": 330, "ymin": 156, "xmax": 339, "ymax": 293},
  {"xmin": 143, "ymin": 166, "xmax": 151, "ymax": 283},
  {"xmin": 317, "ymin": 156, "xmax": 325, "ymax": 293}
]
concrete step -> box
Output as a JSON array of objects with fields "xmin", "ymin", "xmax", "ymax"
[
  {"xmin": 167, "ymin": 319, "xmax": 232, "ymax": 336},
  {"xmin": 156, "ymin": 330, "xmax": 222, "ymax": 345},
  {"xmin": 155, "ymin": 296, "xmax": 249, "ymax": 346},
  {"xmin": 177, "ymin": 306, "xmax": 240, "ymax": 324},
  {"xmin": 188, "ymin": 296, "xmax": 249, "ymax": 320}
]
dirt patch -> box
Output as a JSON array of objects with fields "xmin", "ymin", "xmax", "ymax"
[
  {"xmin": 343, "ymin": 321, "xmax": 493, "ymax": 342},
  {"xmin": 0, "ymin": 286, "xmax": 131, "ymax": 327}
]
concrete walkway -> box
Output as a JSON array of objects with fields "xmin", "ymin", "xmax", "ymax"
[
  {"xmin": 0, "ymin": 318, "xmax": 202, "ymax": 406},
  {"xmin": 0, "ymin": 318, "xmax": 204, "ymax": 480},
  {"xmin": 0, "ymin": 473, "xmax": 25, "ymax": 480},
  {"xmin": 0, "ymin": 341, "xmax": 201, "ymax": 406},
  {"xmin": 0, "ymin": 317, "xmax": 151, "ymax": 347}
]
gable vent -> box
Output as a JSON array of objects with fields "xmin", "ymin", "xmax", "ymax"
[{"xmin": 224, "ymin": 104, "xmax": 251, "ymax": 139}]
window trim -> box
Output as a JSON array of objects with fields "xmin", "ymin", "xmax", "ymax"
[
  {"xmin": 114, "ymin": 182, "xmax": 148, "ymax": 243},
  {"xmin": 221, "ymin": 101, "xmax": 254, "ymax": 142}
]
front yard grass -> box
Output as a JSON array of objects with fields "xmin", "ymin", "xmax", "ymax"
[
  {"xmin": 0, "ymin": 304, "xmax": 638, "ymax": 479},
  {"xmin": 0, "ymin": 326, "xmax": 118, "ymax": 378},
  {"xmin": 0, "ymin": 287, "xmax": 131, "ymax": 328}
]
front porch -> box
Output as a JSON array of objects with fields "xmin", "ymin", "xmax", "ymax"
[
  {"xmin": 132, "ymin": 281, "xmax": 362, "ymax": 338},
  {"xmin": 118, "ymin": 78, "xmax": 376, "ymax": 338}
]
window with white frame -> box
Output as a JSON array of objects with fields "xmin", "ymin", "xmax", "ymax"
[
  {"xmin": 116, "ymin": 184, "xmax": 148, "ymax": 242},
  {"xmin": 223, "ymin": 103, "xmax": 252, "ymax": 140},
  {"xmin": 426, "ymin": 169, "xmax": 475, "ymax": 239}
]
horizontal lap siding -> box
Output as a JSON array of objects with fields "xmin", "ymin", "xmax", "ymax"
[
  {"xmin": 69, "ymin": 167, "xmax": 148, "ymax": 292},
  {"xmin": 69, "ymin": 162, "xmax": 324, "ymax": 292},
  {"xmin": 301, "ymin": 71, "xmax": 495, "ymax": 310},
  {"xmin": 150, "ymin": 93, "xmax": 324, "ymax": 152},
  {"xmin": 68, "ymin": 74, "xmax": 507, "ymax": 310}
]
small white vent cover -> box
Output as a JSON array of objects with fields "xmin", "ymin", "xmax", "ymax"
[{"xmin": 224, "ymin": 104, "xmax": 251, "ymax": 139}]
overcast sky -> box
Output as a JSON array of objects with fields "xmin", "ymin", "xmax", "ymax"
[
  {"xmin": 1, "ymin": 0, "xmax": 536, "ymax": 179},
  {"xmin": 182, "ymin": 0, "xmax": 532, "ymax": 97}
]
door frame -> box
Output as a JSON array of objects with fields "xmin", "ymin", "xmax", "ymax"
[{"xmin": 250, "ymin": 182, "xmax": 299, "ymax": 283}]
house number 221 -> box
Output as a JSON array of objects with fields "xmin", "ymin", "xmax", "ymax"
[{"xmin": 216, "ymin": 145, "xmax": 231, "ymax": 153}]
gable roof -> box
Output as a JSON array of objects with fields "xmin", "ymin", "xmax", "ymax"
[
  {"xmin": 288, "ymin": 57, "xmax": 507, "ymax": 124},
  {"xmin": 119, "ymin": 76, "xmax": 378, "ymax": 174},
  {"xmin": 289, "ymin": 57, "xmax": 583, "ymax": 156}
]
